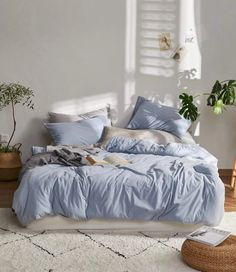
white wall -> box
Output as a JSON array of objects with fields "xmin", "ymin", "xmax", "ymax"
[{"xmin": 0, "ymin": 0, "xmax": 236, "ymax": 168}]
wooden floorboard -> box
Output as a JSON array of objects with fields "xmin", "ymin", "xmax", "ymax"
[
  {"xmin": 0, "ymin": 180, "xmax": 19, "ymax": 208},
  {"xmin": 0, "ymin": 178, "xmax": 236, "ymax": 211},
  {"xmin": 225, "ymin": 187, "xmax": 236, "ymax": 212}
]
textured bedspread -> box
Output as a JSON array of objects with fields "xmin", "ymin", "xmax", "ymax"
[{"xmin": 13, "ymin": 137, "xmax": 225, "ymax": 226}]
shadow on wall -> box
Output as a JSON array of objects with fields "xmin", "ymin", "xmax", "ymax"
[
  {"xmin": 50, "ymin": 92, "xmax": 117, "ymax": 114},
  {"xmin": 193, "ymin": 0, "xmax": 236, "ymax": 167},
  {"xmin": 117, "ymin": 0, "xmax": 179, "ymax": 127},
  {"xmin": 18, "ymin": 117, "xmax": 51, "ymax": 161},
  {"xmin": 46, "ymin": 0, "xmax": 202, "ymax": 131},
  {"xmin": 176, "ymin": 68, "xmax": 201, "ymax": 137},
  {"xmin": 50, "ymin": 92, "xmax": 118, "ymax": 122},
  {"xmin": 138, "ymin": 0, "xmax": 177, "ymax": 78},
  {"xmin": 121, "ymin": 0, "xmax": 202, "ymax": 124},
  {"xmin": 48, "ymin": 91, "xmax": 134, "ymax": 128}
]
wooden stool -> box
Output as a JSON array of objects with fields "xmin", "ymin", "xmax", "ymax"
[
  {"xmin": 181, "ymin": 235, "xmax": 236, "ymax": 272},
  {"xmin": 232, "ymin": 158, "xmax": 236, "ymax": 198},
  {"xmin": 225, "ymin": 158, "xmax": 236, "ymax": 198}
]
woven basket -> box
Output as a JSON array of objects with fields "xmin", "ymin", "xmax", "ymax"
[
  {"xmin": 181, "ymin": 235, "xmax": 236, "ymax": 272},
  {"xmin": 0, "ymin": 152, "xmax": 22, "ymax": 181}
]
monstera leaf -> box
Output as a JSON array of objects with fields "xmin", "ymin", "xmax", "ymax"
[
  {"xmin": 179, "ymin": 93, "xmax": 199, "ymax": 122},
  {"xmin": 219, "ymin": 80, "xmax": 236, "ymax": 105},
  {"xmin": 179, "ymin": 79, "xmax": 236, "ymax": 122},
  {"xmin": 207, "ymin": 80, "xmax": 236, "ymax": 106},
  {"xmin": 207, "ymin": 80, "xmax": 222, "ymax": 106}
]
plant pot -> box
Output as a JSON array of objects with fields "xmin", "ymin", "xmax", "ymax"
[{"xmin": 0, "ymin": 152, "xmax": 22, "ymax": 181}]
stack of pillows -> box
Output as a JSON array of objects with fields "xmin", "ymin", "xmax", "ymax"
[
  {"xmin": 44, "ymin": 96, "xmax": 194, "ymax": 148},
  {"xmin": 45, "ymin": 107, "xmax": 110, "ymax": 146}
]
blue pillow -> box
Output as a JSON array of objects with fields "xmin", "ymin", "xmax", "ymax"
[
  {"xmin": 45, "ymin": 116, "xmax": 105, "ymax": 146},
  {"xmin": 127, "ymin": 97, "xmax": 191, "ymax": 138},
  {"xmin": 131, "ymin": 96, "xmax": 147, "ymax": 117},
  {"xmin": 31, "ymin": 146, "xmax": 46, "ymax": 155}
]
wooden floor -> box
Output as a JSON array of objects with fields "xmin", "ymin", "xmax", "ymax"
[
  {"xmin": 0, "ymin": 180, "xmax": 19, "ymax": 208},
  {"xmin": 224, "ymin": 187, "xmax": 236, "ymax": 211},
  {"xmin": 0, "ymin": 179, "xmax": 236, "ymax": 211}
]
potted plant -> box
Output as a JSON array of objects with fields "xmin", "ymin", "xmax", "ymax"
[
  {"xmin": 0, "ymin": 83, "xmax": 34, "ymax": 181},
  {"xmin": 179, "ymin": 79, "xmax": 236, "ymax": 121}
]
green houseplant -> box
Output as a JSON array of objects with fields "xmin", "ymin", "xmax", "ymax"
[
  {"xmin": 179, "ymin": 80, "xmax": 236, "ymax": 121},
  {"xmin": 0, "ymin": 83, "xmax": 34, "ymax": 180}
]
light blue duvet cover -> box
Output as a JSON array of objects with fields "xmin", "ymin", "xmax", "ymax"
[{"xmin": 13, "ymin": 137, "xmax": 225, "ymax": 226}]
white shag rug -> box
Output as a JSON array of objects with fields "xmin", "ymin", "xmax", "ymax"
[{"xmin": 0, "ymin": 209, "xmax": 236, "ymax": 272}]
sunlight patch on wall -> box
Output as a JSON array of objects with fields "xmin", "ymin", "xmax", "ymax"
[
  {"xmin": 50, "ymin": 93, "xmax": 117, "ymax": 114},
  {"xmin": 179, "ymin": 0, "xmax": 201, "ymax": 79},
  {"xmin": 193, "ymin": 120, "xmax": 200, "ymax": 136},
  {"xmin": 124, "ymin": 0, "xmax": 137, "ymax": 110},
  {"xmin": 139, "ymin": 0, "xmax": 177, "ymax": 77}
]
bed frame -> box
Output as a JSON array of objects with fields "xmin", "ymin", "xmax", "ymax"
[{"xmin": 27, "ymin": 215, "xmax": 201, "ymax": 232}]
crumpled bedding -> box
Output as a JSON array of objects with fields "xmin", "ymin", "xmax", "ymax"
[
  {"xmin": 105, "ymin": 137, "xmax": 218, "ymax": 166},
  {"xmin": 13, "ymin": 137, "xmax": 225, "ymax": 226}
]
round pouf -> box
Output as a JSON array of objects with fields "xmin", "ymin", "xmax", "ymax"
[{"xmin": 181, "ymin": 235, "xmax": 236, "ymax": 272}]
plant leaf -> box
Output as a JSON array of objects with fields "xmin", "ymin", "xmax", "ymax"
[{"xmin": 179, "ymin": 92, "xmax": 199, "ymax": 122}]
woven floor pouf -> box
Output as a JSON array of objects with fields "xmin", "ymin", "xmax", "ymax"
[{"xmin": 181, "ymin": 235, "xmax": 236, "ymax": 272}]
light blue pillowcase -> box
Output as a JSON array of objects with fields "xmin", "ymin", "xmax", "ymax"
[
  {"xmin": 31, "ymin": 146, "xmax": 46, "ymax": 155},
  {"xmin": 45, "ymin": 116, "xmax": 105, "ymax": 146},
  {"xmin": 127, "ymin": 97, "xmax": 191, "ymax": 138},
  {"xmin": 129, "ymin": 96, "xmax": 147, "ymax": 121}
]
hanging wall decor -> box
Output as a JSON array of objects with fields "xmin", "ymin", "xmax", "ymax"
[
  {"xmin": 159, "ymin": 33, "xmax": 172, "ymax": 50},
  {"xmin": 171, "ymin": 46, "xmax": 187, "ymax": 62}
]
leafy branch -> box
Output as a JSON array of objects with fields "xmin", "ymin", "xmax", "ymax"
[{"xmin": 0, "ymin": 83, "xmax": 34, "ymax": 152}]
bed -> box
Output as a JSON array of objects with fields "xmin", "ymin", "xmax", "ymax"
[{"xmin": 12, "ymin": 97, "xmax": 225, "ymax": 231}]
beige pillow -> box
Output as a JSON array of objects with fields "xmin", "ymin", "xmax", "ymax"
[
  {"xmin": 48, "ymin": 112, "xmax": 79, "ymax": 122},
  {"xmin": 99, "ymin": 127, "xmax": 182, "ymax": 147},
  {"xmin": 180, "ymin": 132, "xmax": 196, "ymax": 144},
  {"xmin": 48, "ymin": 107, "xmax": 111, "ymax": 125}
]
